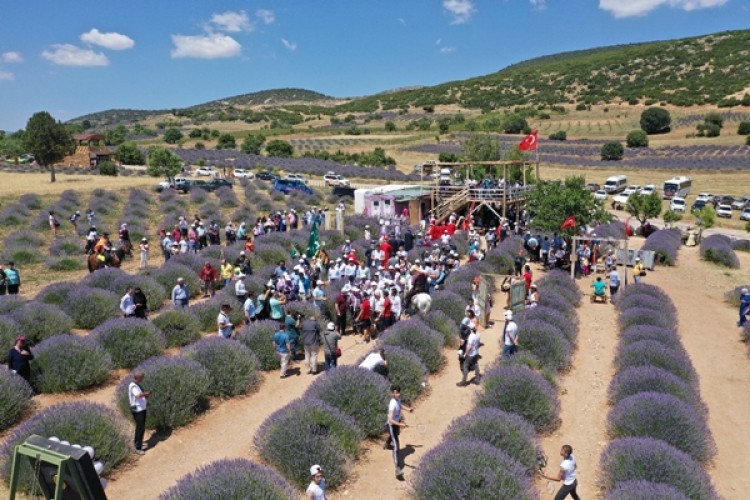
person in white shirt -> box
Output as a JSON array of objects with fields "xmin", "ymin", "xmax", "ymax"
[
  {"xmin": 502, "ymin": 310, "xmax": 519, "ymax": 359},
  {"xmin": 120, "ymin": 287, "xmax": 136, "ymax": 317},
  {"xmin": 386, "ymin": 384, "xmax": 412, "ymax": 478},
  {"xmin": 217, "ymin": 304, "xmax": 234, "ymax": 338},
  {"xmin": 235, "ymin": 275, "xmax": 247, "ymax": 303},
  {"xmin": 306, "ymin": 464, "xmax": 326, "ymax": 500},
  {"xmin": 539, "ymin": 444, "xmax": 579, "ymax": 500},
  {"xmin": 457, "ymin": 324, "xmax": 481, "ymax": 386},
  {"xmin": 359, "ymin": 348, "xmax": 388, "ymax": 377},
  {"xmin": 390, "ymin": 288, "xmax": 402, "ymax": 322},
  {"xmin": 128, "ymin": 369, "xmax": 151, "ymax": 455}
]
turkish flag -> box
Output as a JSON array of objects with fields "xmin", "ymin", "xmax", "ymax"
[
  {"xmin": 518, "ymin": 130, "xmax": 538, "ymax": 151},
  {"xmin": 561, "ymin": 215, "xmax": 576, "ymax": 229}
]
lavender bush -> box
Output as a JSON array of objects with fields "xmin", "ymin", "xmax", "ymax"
[
  {"xmin": 378, "ymin": 319, "xmax": 444, "ymax": 373},
  {"xmin": 0, "ymin": 295, "xmax": 25, "ymax": 315},
  {"xmin": 82, "ymin": 267, "xmax": 127, "ymax": 289},
  {"xmin": 30, "ymin": 335, "xmax": 113, "ymax": 393},
  {"xmin": 49, "ymin": 236, "xmax": 83, "ymax": 257},
  {"xmin": 722, "ymin": 284, "xmax": 750, "ymax": 308},
  {"xmin": 0, "ymin": 317, "xmax": 20, "ymax": 363},
  {"xmin": 477, "ymin": 365, "xmax": 561, "ymax": 433},
  {"xmin": 183, "ymin": 337, "xmax": 260, "ymax": 397},
  {"xmin": 599, "ymin": 437, "xmax": 719, "ymax": 500},
  {"xmin": 607, "ymin": 392, "xmax": 715, "ymax": 463},
  {"xmin": 620, "ymin": 324, "xmax": 682, "ymax": 349},
  {"xmin": 519, "ymin": 305, "xmax": 578, "ymax": 344},
  {"xmin": 36, "ymin": 281, "xmax": 78, "ymax": 305},
  {"xmin": 642, "ymin": 228, "xmax": 682, "ymax": 266},
  {"xmin": 700, "ymin": 234, "xmax": 740, "ymax": 268},
  {"xmin": 412, "ymin": 439, "xmax": 537, "ymax": 500},
  {"xmin": 358, "ymin": 346, "xmax": 428, "ymax": 404},
  {"xmin": 607, "ymin": 480, "xmax": 690, "ymax": 500},
  {"xmin": 306, "ymin": 365, "xmax": 390, "ymax": 437},
  {"xmin": 536, "ymin": 282, "xmax": 581, "ymax": 308},
  {"xmin": 616, "ymin": 282, "xmax": 673, "ymax": 303},
  {"xmin": 423, "ymin": 310, "xmax": 459, "ymax": 346},
  {"xmin": 429, "ymin": 289, "xmax": 466, "ymax": 324},
  {"xmin": 608, "ymin": 366, "xmax": 703, "ymax": 411},
  {"xmin": 254, "ymin": 398, "xmax": 363, "ymax": 489},
  {"xmin": 590, "ymin": 220, "xmax": 626, "ymax": 239},
  {"xmin": 0, "ymin": 402, "xmax": 130, "ymax": 487},
  {"xmin": 149, "ymin": 263, "xmax": 201, "ymax": 298},
  {"xmin": 46, "ymin": 256, "xmax": 84, "ymax": 271},
  {"xmin": 615, "ymin": 339, "xmax": 697, "ymax": 385},
  {"xmin": 111, "ymin": 274, "xmax": 168, "ymax": 312},
  {"xmin": 443, "ymin": 408, "xmax": 540, "ymax": 473},
  {"xmin": 742, "ymin": 322, "xmax": 750, "ymax": 347},
  {"xmin": 254, "ymin": 243, "xmax": 289, "ymax": 267},
  {"xmin": 616, "ymin": 292, "xmax": 677, "ymax": 317},
  {"xmin": 537, "ymin": 291, "xmax": 577, "ymax": 321},
  {"xmin": 159, "ymin": 458, "xmax": 297, "ymax": 500},
  {"xmin": 11, "ymin": 302, "xmax": 74, "ymax": 344},
  {"xmin": 152, "ymin": 308, "xmax": 202, "ymax": 347},
  {"xmin": 0, "ymin": 369, "xmax": 33, "ymax": 431},
  {"xmin": 168, "ymin": 252, "xmax": 214, "ymax": 274},
  {"xmin": 236, "ymin": 320, "xmax": 282, "ymax": 370},
  {"xmin": 732, "ymin": 239, "xmax": 750, "ymax": 252},
  {"xmin": 116, "ymin": 356, "xmax": 210, "ymax": 431},
  {"xmin": 18, "ymin": 193, "xmax": 43, "ymax": 209},
  {"xmin": 441, "ymin": 279, "xmax": 474, "ymax": 302},
  {"xmin": 64, "ymin": 287, "xmax": 121, "ymax": 329},
  {"xmin": 92, "ymin": 318, "xmax": 166, "ymax": 369},
  {"xmin": 516, "ymin": 319, "xmax": 573, "ymax": 372},
  {"xmin": 618, "ymin": 307, "xmax": 676, "ymax": 331}
]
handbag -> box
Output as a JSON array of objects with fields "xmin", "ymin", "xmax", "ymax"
[{"xmin": 640, "ymin": 270, "xmax": 647, "ymax": 277}]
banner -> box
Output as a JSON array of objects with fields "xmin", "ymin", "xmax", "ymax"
[
  {"xmin": 306, "ymin": 220, "xmax": 320, "ymax": 257},
  {"xmin": 518, "ymin": 130, "xmax": 538, "ymax": 151}
]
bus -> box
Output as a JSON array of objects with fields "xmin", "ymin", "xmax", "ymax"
[{"xmin": 663, "ymin": 176, "xmax": 692, "ymax": 200}]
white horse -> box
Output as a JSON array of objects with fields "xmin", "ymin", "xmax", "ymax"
[{"xmin": 411, "ymin": 293, "xmax": 432, "ymax": 315}]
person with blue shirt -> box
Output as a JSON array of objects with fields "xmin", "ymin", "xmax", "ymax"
[
  {"xmin": 608, "ymin": 267, "xmax": 621, "ymax": 298},
  {"xmin": 591, "ymin": 276, "xmax": 607, "ymax": 303},
  {"xmin": 4, "ymin": 261, "xmax": 20, "ymax": 295},
  {"xmin": 738, "ymin": 287, "xmax": 750, "ymax": 327},
  {"xmin": 171, "ymin": 277, "xmax": 189, "ymax": 308},
  {"xmin": 274, "ymin": 326, "xmax": 292, "ymax": 378}
]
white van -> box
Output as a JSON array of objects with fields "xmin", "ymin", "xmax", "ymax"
[
  {"xmin": 439, "ymin": 168, "xmax": 452, "ymax": 186},
  {"xmin": 604, "ymin": 175, "xmax": 628, "ymax": 194}
]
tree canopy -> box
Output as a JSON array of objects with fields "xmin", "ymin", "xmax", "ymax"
[
  {"xmin": 147, "ymin": 146, "xmax": 181, "ymax": 179},
  {"xmin": 265, "ymin": 139, "xmax": 294, "ymax": 158},
  {"xmin": 216, "ymin": 133, "xmax": 236, "ymax": 150},
  {"xmin": 241, "ymin": 133, "xmax": 266, "ymax": 155},
  {"xmin": 22, "ymin": 111, "xmax": 75, "ymax": 182},
  {"xmin": 117, "ymin": 142, "xmax": 145, "ymax": 165},
  {"xmin": 639, "ymin": 107, "xmax": 671, "ymax": 134},
  {"xmin": 527, "ymin": 176, "xmax": 612, "ymax": 235},
  {"xmin": 626, "ymin": 192, "xmax": 661, "ymax": 225}
]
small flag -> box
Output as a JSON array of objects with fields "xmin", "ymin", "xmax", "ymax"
[
  {"xmin": 624, "ymin": 219, "xmax": 632, "ymax": 238},
  {"xmin": 306, "ymin": 221, "xmax": 320, "ymax": 258},
  {"xmin": 561, "ymin": 215, "xmax": 576, "ymax": 229},
  {"xmin": 518, "ymin": 130, "xmax": 538, "ymax": 151}
]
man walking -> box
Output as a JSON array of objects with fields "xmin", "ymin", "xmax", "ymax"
[
  {"xmin": 128, "ymin": 369, "xmax": 151, "ymax": 456},
  {"xmin": 300, "ymin": 313, "xmax": 322, "ymax": 375},
  {"xmin": 502, "ymin": 310, "xmax": 519, "ymax": 359},
  {"xmin": 386, "ymin": 384, "xmax": 412, "ymax": 478},
  {"xmin": 171, "ymin": 277, "xmax": 189, "ymax": 308},
  {"xmin": 274, "ymin": 325, "xmax": 292, "ymax": 378},
  {"xmin": 457, "ymin": 323, "xmax": 481, "ymax": 386}
]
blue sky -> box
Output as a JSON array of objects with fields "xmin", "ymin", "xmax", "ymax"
[{"xmin": 1, "ymin": 0, "xmax": 748, "ymax": 131}]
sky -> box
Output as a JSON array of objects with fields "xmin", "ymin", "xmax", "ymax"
[{"xmin": 1, "ymin": 0, "xmax": 748, "ymax": 132}]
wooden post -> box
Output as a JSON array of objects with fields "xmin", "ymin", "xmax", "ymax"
[{"xmin": 502, "ymin": 164, "xmax": 507, "ymax": 220}]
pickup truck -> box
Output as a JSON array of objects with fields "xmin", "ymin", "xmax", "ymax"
[
  {"xmin": 323, "ymin": 172, "xmax": 350, "ymax": 187},
  {"xmin": 611, "ymin": 193, "xmax": 630, "ymax": 210}
]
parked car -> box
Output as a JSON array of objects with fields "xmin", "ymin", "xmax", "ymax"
[
  {"xmin": 323, "ymin": 172, "xmax": 350, "ymax": 187},
  {"xmin": 716, "ymin": 204, "xmax": 733, "ymax": 218},
  {"xmin": 156, "ymin": 177, "xmax": 190, "ymax": 192},
  {"xmin": 195, "ymin": 166, "xmax": 217, "ymax": 176},
  {"xmin": 283, "ymin": 174, "xmax": 308, "ymax": 184},
  {"xmin": 273, "ymin": 179, "xmax": 313, "ymax": 195},
  {"xmin": 594, "ymin": 190, "xmax": 608, "ymax": 201},
  {"xmin": 640, "ymin": 185, "xmax": 657, "ymax": 196},
  {"xmin": 691, "ymin": 200, "xmax": 707, "ymax": 213},
  {"xmin": 18, "ymin": 154, "xmax": 35, "ymax": 164},
  {"xmin": 256, "ymin": 171, "xmax": 279, "ymax": 181},
  {"xmin": 584, "ymin": 183, "xmax": 600, "ymax": 191},
  {"xmin": 233, "ymin": 168, "xmax": 254, "ymax": 179},
  {"xmin": 622, "ymin": 185, "xmax": 641, "ymax": 196},
  {"xmin": 731, "ymin": 195, "xmax": 750, "ymax": 210},
  {"xmin": 177, "ymin": 179, "xmax": 209, "ymax": 193},
  {"xmin": 669, "ymin": 197, "xmax": 686, "ymax": 213},
  {"xmin": 207, "ymin": 178, "xmax": 234, "ymax": 190},
  {"xmin": 695, "ymin": 192, "xmax": 712, "ymax": 203},
  {"xmin": 740, "ymin": 207, "xmax": 750, "ymax": 221},
  {"xmin": 612, "ymin": 192, "xmax": 630, "ymax": 209},
  {"xmin": 712, "ymin": 194, "xmax": 734, "ymax": 207}
]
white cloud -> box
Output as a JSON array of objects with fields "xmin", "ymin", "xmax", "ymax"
[
  {"xmin": 209, "ymin": 10, "xmax": 253, "ymax": 32},
  {"xmin": 440, "ymin": 46, "xmax": 456, "ymax": 53},
  {"xmin": 256, "ymin": 9, "xmax": 275, "ymax": 24},
  {"xmin": 443, "ymin": 0, "xmax": 475, "ymax": 24},
  {"xmin": 529, "ymin": 0, "xmax": 547, "ymax": 10},
  {"xmin": 171, "ymin": 33, "xmax": 242, "ymax": 59},
  {"xmin": 0, "ymin": 71, "xmax": 14, "ymax": 81},
  {"xmin": 1, "ymin": 52, "xmax": 23, "ymax": 63},
  {"xmin": 80, "ymin": 28, "xmax": 135, "ymax": 50},
  {"xmin": 397, "ymin": 17, "xmax": 406, "ymax": 26},
  {"xmin": 42, "ymin": 44, "xmax": 109, "ymax": 66},
  {"xmin": 599, "ymin": 0, "xmax": 727, "ymax": 18},
  {"xmin": 281, "ymin": 38, "xmax": 297, "ymax": 51},
  {"xmin": 435, "ymin": 38, "xmax": 442, "ymax": 45}
]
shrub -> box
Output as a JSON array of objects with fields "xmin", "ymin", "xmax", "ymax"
[
  {"xmin": 443, "ymin": 408, "xmax": 539, "ymax": 473},
  {"xmin": 152, "ymin": 308, "xmax": 202, "ymax": 347},
  {"xmin": 601, "ymin": 141, "xmax": 624, "ymax": 160},
  {"xmin": 537, "ymin": 282, "xmax": 581, "ymax": 308},
  {"xmin": 626, "ymin": 129, "xmax": 649, "ymax": 147},
  {"xmin": 423, "ymin": 310, "xmax": 459, "ymax": 346},
  {"xmin": 700, "ymin": 234, "xmax": 740, "ymax": 268},
  {"xmin": 477, "ymin": 365, "xmax": 560, "ymax": 433},
  {"xmin": 615, "ymin": 340, "xmax": 697, "ymax": 385},
  {"xmin": 236, "ymin": 320, "xmax": 281, "ymax": 370},
  {"xmin": 116, "ymin": 356, "xmax": 210, "ymax": 431},
  {"xmin": 111, "ymin": 274, "xmax": 168, "ymax": 312},
  {"xmin": 516, "ymin": 319, "xmax": 573, "ymax": 371},
  {"xmin": 549, "ymin": 130, "xmax": 567, "ymax": 140},
  {"xmin": 46, "ymin": 256, "xmax": 85, "ymax": 271},
  {"xmin": 254, "ymin": 243, "xmax": 289, "ymax": 267},
  {"xmin": 306, "ymin": 366, "xmax": 390, "ymax": 437},
  {"xmin": 608, "ymin": 392, "xmax": 715, "ymax": 463},
  {"xmin": 619, "ymin": 324, "xmax": 681, "ymax": 349},
  {"xmin": 413, "ymin": 439, "xmax": 536, "ymax": 500},
  {"xmin": 49, "ymin": 236, "xmax": 83, "ymax": 256},
  {"xmin": 255, "ymin": 398, "xmax": 363, "ymax": 489},
  {"xmin": 429, "ymin": 290, "xmax": 466, "ymax": 324},
  {"xmin": 149, "ymin": 263, "xmax": 202, "ymax": 298},
  {"xmin": 0, "ymin": 402, "xmax": 130, "ymax": 488},
  {"xmin": 81, "ymin": 267, "xmax": 127, "ymax": 289},
  {"xmin": 189, "ymin": 296, "xmax": 244, "ymax": 333},
  {"xmin": 0, "ymin": 317, "xmax": 20, "ymax": 363},
  {"xmin": 183, "ymin": 337, "xmax": 260, "ymax": 397},
  {"xmin": 642, "ymin": 228, "xmax": 681, "ymax": 265},
  {"xmin": 616, "ymin": 292, "xmax": 677, "ymax": 317},
  {"xmin": 607, "ymin": 480, "xmax": 691, "ymax": 500},
  {"xmin": 359, "ymin": 346, "xmax": 427, "ymax": 404},
  {"xmin": 0, "ymin": 369, "xmax": 34, "ymax": 431},
  {"xmin": 92, "ymin": 318, "xmax": 166, "ymax": 368},
  {"xmin": 378, "ymin": 319, "xmax": 444, "ymax": 372},
  {"xmin": 599, "ymin": 437, "xmax": 718, "ymax": 500},
  {"xmin": 618, "ymin": 307, "xmax": 675, "ymax": 331},
  {"xmin": 0, "ymin": 295, "xmax": 26, "ymax": 315},
  {"xmin": 518, "ymin": 305, "xmax": 577, "ymax": 344},
  {"xmin": 616, "ymin": 282, "xmax": 672, "ymax": 303},
  {"xmin": 11, "ymin": 303, "xmax": 74, "ymax": 344},
  {"xmin": 159, "ymin": 458, "xmax": 297, "ymax": 500},
  {"xmin": 63, "ymin": 287, "xmax": 121, "ymax": 329},
  {"xmin": 36, "ymin": 281, "xmax": 78, "ymax": 305},
  {"xmin": 30, "ymin": 335, "xmax": 112, "ymax": 393},
  {"xmin": 731, "ymin": 239, "xmax": 750, "ymax": 252}
]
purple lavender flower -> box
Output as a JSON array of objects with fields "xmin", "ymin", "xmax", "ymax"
[
  {"xmin": 615, "ymin": 339, "xmax": 697, "ymax": 385},
  {"xmin": 606, "ymin": 480, "xmax": 690, "ymax": 500},
  {"xmin": 92, "ymin": 317, "xmax": 166, "ymax": 368},
  {"xmin": 30, "ymin": 335, "xmax": 112, "ymax": 392},
  {"xmin": 183, "ymin": 337, "xmax": 260, "ymax": 397},
  {"xmin": 0, "ymin": 368, "xmax": 34, "ymax": 431},
  {"xmin": 378, "ymin": 319, "xmax": 444, "ymax": 373}
]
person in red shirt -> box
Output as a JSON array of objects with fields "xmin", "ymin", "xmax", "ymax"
[
  {"xmin": 523, "ymin": 264, "xmax": 533, "ymax": 292},
  {"xmin": 356, "ymin": 295, "xmax": 372, "ymax": 343},
  {"xmin": 199, "ymin": 261, "xmax": 218, "ymax": 297},
  {"xmin": 335, "ymin": 291, "xmax": 348, "ymax": 335},
  {"xmin": 379, "ymin": 238, "xmax": 392, "ymax": 265},
  {"xmin": 428, "ymin": 221, "xmax": 441, "ymax": 242}
]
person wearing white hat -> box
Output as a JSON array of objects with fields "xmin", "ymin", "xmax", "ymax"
[
  {"xmin": 502, "ymin": 310, "xmax": 519, "ymax": 359},
  {"xmin": 312, "ymin": 280, "xmax": 327, "ymax": 312},
  {"xmin": 322, "ymin": 322, "xmax": 341, "ymax": 372},
  {"xmin": 306, "ymin": 464, "xmax": 326, "ymax": 499}
]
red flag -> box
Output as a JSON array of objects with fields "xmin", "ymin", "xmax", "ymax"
[
  {"xmin": 561, "ymin": 215, "xmax": 576, "ymax": 229},
  {"xmin": 624, "ymin": 220, "xmax": 632, "ymax": 238},
  {"xmin": 518, "ymin": 130, "xmax": 538, "ymax": 151}
]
